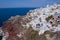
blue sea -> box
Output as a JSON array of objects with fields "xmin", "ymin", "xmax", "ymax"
[{"xmin": 0, "ymin": 8, "xmax": 36, "ymax": 27}]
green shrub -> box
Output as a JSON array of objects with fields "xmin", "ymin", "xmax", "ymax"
[{"xmin": 45, "ymin": 15, "xmax": 53, "ymax": 22}]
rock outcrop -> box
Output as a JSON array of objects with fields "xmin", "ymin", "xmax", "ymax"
[{"xmin": 0, "ymin": 4, "xmax": 60, "ymax": 40}]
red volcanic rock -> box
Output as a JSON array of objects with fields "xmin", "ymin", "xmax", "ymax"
[
  {"xmin": 6, "ymin": 35, "xmax": 15, "ymax": 40},
  {"xmin": 2, "ymin": 16, "xmax": 26, "ymax": 40},
  {"xmin": 2, "ymin": 20, "xmax": 11, "ymax": 31}
]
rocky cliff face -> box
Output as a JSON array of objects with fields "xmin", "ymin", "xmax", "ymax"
[{"xmin": 0, "ymin": 4, "xmax": 60, "ymax": 40}]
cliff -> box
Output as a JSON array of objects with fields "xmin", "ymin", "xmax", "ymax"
[{"xmin": 0, "ymin": 4, "xmax": 60, "ymax": 40}]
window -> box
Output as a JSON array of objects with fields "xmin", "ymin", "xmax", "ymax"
[
  {"xmin": 50, "ymin": 21, "xmax": 53, "ymax": 24},
  {"xmin": 58, "ymin": 16, "xmax": 60, "ymax": 18},
  {"xmin": 36, "ymin": 24, "xmax": 40, "ymax": 28},
  {"xmin": 55, "ymin": 12, "xmax": 57, "ymax": 14}
]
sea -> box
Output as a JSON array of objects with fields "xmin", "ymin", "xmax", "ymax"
[{"xmin": 0, "ymin": 8, "xmax": 36, "ymax": 27}]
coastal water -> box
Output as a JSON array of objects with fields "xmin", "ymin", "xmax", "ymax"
[{"xmin": 0, "ymin": 8, "xmax": 36, "ymax": 27}]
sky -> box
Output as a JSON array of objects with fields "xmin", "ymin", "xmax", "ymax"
[{"xmin": 0, "ymin": 0, "xmax": 60, "ymax": 8}]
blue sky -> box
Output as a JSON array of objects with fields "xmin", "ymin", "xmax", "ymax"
[{"xmin": 0, "ymin": 0, "xmax": 60, "ymax": 8}]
